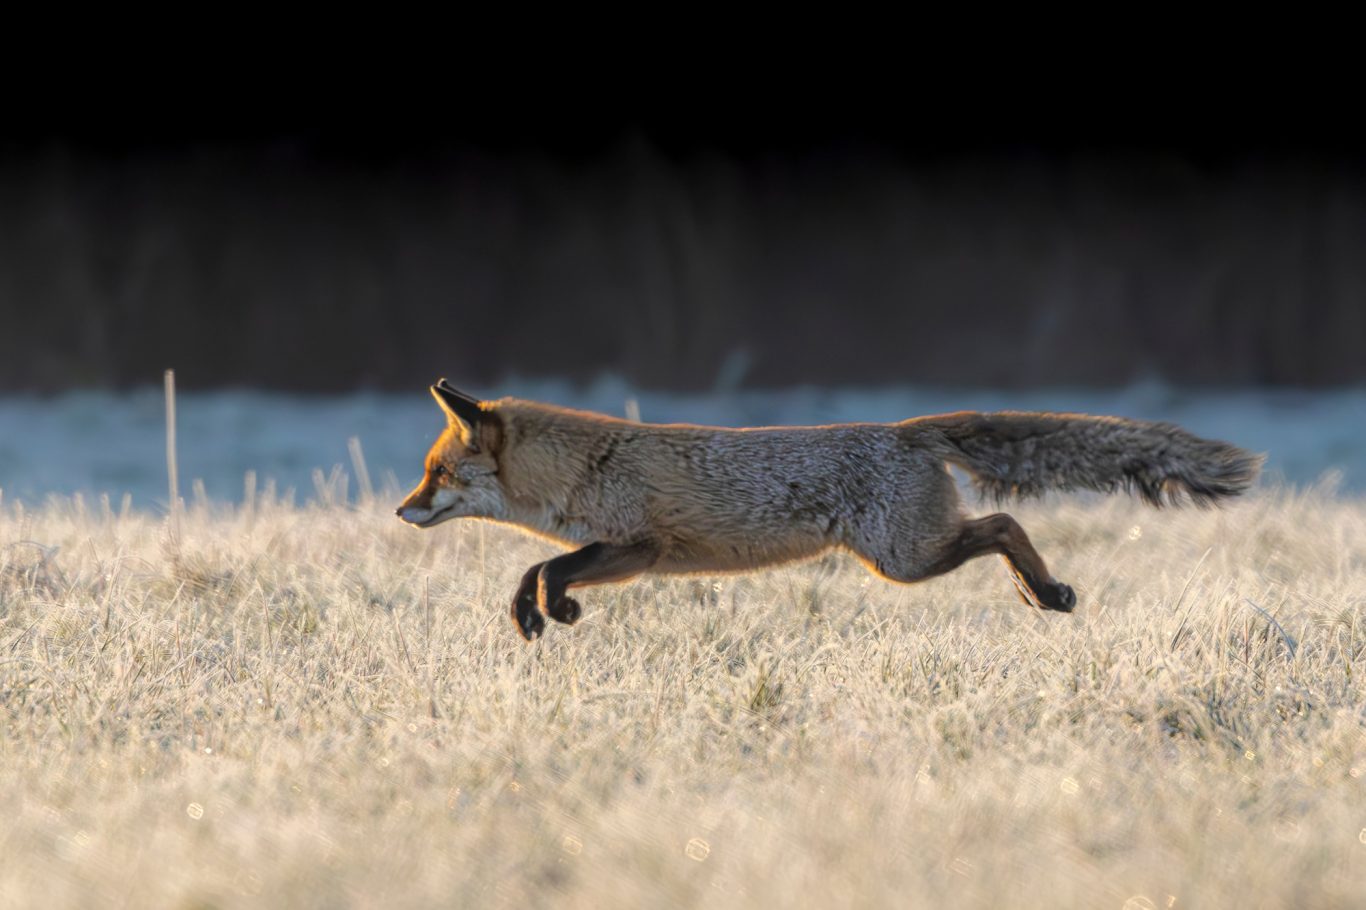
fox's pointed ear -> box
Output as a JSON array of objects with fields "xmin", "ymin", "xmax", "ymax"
[
  {"xmin": 430, "ymin": 381, "xmax": 502, "ymax": 453},
  {"xmin": 430, "ymin": 381, "xmax": 483, "ymax": 430}
]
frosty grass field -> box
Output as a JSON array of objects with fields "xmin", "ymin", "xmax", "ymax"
[
  {"xmin": 2, "ymin": 482, "xmax": 1364, "ymax": 908},
  {"xmin": 2, "ymin": 384, "xmax": 1365, "ymax": 907}
]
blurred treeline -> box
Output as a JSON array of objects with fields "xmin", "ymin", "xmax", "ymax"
[{"xmin": 2, "ymin": 139, "xmax": 1364, "ymax": 392}]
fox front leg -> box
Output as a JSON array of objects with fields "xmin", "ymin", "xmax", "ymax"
[
  {"xmin": 506, "ymin": 554, "xmax": 604, "ymax": 640},
  {"xmin": 509, "ymin": 541, "xmax": 661, "ymax": 640}
]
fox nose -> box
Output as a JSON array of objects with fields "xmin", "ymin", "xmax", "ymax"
[{"xmin": 394, "ymin": 506, "xmax": 404, "ymax": 517}]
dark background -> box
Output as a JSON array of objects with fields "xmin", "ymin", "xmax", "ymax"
[{"xmin": 4, "ymin": 96, "xmax": 1365, "ymax": 393}]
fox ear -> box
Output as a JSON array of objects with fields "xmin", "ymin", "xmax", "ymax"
[
  {"xmin": 430, "ymin": 381, "xmax": 483, "ymax": 430},
  {"xmin": 430, "ymin": 381, "xmax": 502, "ymax": 453}
]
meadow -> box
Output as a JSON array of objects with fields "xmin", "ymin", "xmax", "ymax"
[{"xmin": 1, "ymin": 485, "xmax": 1363, "ymax": 908}]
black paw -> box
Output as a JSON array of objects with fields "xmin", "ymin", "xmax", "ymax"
[
  {"xmin": 512, "ymin": 591, "xmax": 546, "ymax": 641},
  {"xmin": 546, "ymin": 596, "xmax": 582, "ymax": 625},
  {"xmin": 1042, "ymin": 583, "xmax": 1076, "ymax": 613}
]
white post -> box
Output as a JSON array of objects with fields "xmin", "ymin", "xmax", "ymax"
[{"xmin": 165, "ymin": 369, "xmax": 180, "ymax": 531}]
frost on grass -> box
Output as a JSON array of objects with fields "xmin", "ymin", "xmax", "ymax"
[{"xmin": 1, "ymin": 490, "xmax": 1364, "ymax": 908}]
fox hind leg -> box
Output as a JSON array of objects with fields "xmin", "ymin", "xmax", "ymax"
[
  {"xmin": 1003, "ymin": 557, "xmax": 1045, "ymax": 609},
  {"xmin": 964, "ymin": 514, "xmax": 1075, "ymax": 612},
  {"xmin": 869, "ymin": 513, "xmax": 1075, "ymax": 612}
]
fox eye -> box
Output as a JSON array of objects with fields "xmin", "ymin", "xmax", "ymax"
[{"xmin": 431, "ymin": 465, "xmax": 449, "ymax": 479}]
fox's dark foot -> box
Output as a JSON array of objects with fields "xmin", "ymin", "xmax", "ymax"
[
  {"xmin": 511, "ymin": 579, "xmax": 545, "ymax": 640},
  {"xmin": 512, "ymin": 565, "xmax": 548, "ymax": 640},
  {"xmin": 512, "ymin": 591, "xmax": 546, "ymax": 640},
  {"xmin": 1040, "ymin": 582, "xmax": 1076, "ymax": 612},
  {"xmin": 1004, "ymin": 562, "xmax": 1076, "ymax": 613},
  {"xmin": 545, "ymin": 595, "xmax": 582, "ymax": 625}
]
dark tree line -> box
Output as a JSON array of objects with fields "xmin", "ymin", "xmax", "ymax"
[{"xmin": 2, "ymin": 142, "xmax": 1363, "ymax": 392}]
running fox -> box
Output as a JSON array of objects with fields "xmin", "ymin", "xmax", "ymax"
[{"xmin": 396, "ymin": 380, "xmax": 1261, "ymax": 640}]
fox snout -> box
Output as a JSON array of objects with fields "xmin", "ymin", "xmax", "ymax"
[
  {"xmin": 395, "ymin": 507, "xmax": 431, "ymax": 525},
  {"xmin": 395, "ymin": 467, "xmax": 508, "ymax": 529},
  {"xmin": 395, "ymin": 481, "xmax": 441, "ymax": 526}
]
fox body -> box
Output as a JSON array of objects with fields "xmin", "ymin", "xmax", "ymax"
[{"xmin": 398, "ymin": 381, "xmax": 1261, "ymax": 640}]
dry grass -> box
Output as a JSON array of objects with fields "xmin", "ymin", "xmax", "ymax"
[{"xmin": 1, "ymin": 487, "xmax": 1364, "ymax": 908}]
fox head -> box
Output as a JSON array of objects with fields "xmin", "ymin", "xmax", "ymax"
[{"xmin": 395, "ymin": 380, "xmax": 507, "ymax": 528}]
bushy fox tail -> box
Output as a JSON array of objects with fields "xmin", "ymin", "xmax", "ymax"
[{"xmin": 907, "ymin": 411, "xmax": 1263, "ymax": 506}]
